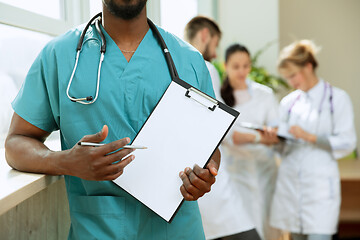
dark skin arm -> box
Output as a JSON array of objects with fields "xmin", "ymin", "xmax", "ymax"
[
  {"xmin": 5, "ymin": 113, "xmax": 135, "ymax": 181},
  {"xmin": 6, "ymin": 113, "xmax": 220, "ymax": 200}
]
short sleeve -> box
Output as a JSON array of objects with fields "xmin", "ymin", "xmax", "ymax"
[{"xmin": 12, "ymin": 46, "xmax": 59, "ymax": 133}]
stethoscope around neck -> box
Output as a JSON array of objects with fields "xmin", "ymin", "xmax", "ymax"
[
  {"xmin": 286, "ymin": 81, "xmax": 334, "ymax": 134},
  {"xmin": 66, "ymin": 12, "xmax": 179, "ymax": 104}
]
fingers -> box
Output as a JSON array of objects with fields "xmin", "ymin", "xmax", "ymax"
[
  {"xmin": 289, "ymin": 125, "xmax": 301, "ymax": 138},
  {"xmin": 82, "ymin": 125, "xmax": 108, "ymax": 143},
  {"xmin": 99, "ymin": 137, "xmax": 131, "ymax": 155},
  {"xmin": 104, "ymin": 147, "xmax": 134, "ymax": 165},
  {"xmin": 80, "ymin": 125, "xmax": 133, "ymax": 154},
  {"xmin": 89, "ymin": 154, "xmax": 135, "ymax": 181},
  {"xmin": 179, "ymin": 170, "xmax": 197, "ymax": 201},
  {"xmin": 290, "ymin": 125, "xmax": 310, "ymax": 140},
  {"xmin": 262, "ymin": 126, "xmax": 276, "ymax": 138},
  {"xmin": 179, "ymin": 165, "xmax": 216, "ymax": 201},
  {"xmin": 180, "ymin": 185, "xmax": 195, "ymax": 201},
  {"xmin": 260, "ymin": 127, "xmax": 279, "ymax": 145},
  {"xmin": 77, "ymin": 137, "xmax": 133, "ymax": 161},
  {"xmin": 288, "ymin": 126, "xmax": 296, "ymax": 135},
  {"xmin": 193, "ymin": 165, "xmax": 216, "ymax": 186},
  {"xmin": 102, "ymin": 154, "xmax": 135, "ymax": 181},
  {"xmin": 205, "ymin": 159, "xmax": 219, "ymax": 176},
  {"xmin": 80, "ymin": 134, "xmax": 132, "ymax": 158}
]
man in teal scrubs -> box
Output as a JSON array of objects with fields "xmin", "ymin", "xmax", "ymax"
[{"xmin": 5, "ymin": 0, "xmax": 220, "ymax": 239}]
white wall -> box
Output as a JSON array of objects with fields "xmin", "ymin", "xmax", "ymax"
[
  {"xmin": 147, "ymin": 0, "xmax": 161, "ymax": 25},
  {"xmin": 198, "ymin": 0, "xmax": 217, "ymax": 19},
  {"xmin": 217, "ymin": 0, "xmax": 279, "ymax": 74}
]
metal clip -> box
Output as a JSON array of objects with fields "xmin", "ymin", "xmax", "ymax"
[{"xmin": 185, "ymin": 87, "xmax": 218, "ymax": 111}]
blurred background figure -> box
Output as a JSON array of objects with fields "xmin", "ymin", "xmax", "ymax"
[
  {"xmin": 220, "ymin": 43, "xmax": 282, "ymax": 240},
  {"xmin": 270, "ymin": 40, "xmax": 357, "ymax": 240},
  {"xmin": 184, "ymin": 16, "xmax": 221, "ymax": 99},
  {"xmin": 185, "ymin": 17, "xmax": 262, "ymax": 240}
]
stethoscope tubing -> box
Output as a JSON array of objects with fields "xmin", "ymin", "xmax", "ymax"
[
  {"xmin": 67, "ymin": 13, "xmax": 178, "ymax": 105},
  {"xmin": 286, "ymin": 81, "xmax": 334, "ymax": 135}
]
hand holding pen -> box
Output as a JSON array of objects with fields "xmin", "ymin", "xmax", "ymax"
[
  {"xmin": 78, "ymin": 141, "xmax": 147, "ymax": 149},
  {"xmin": 62, "ymin": 125, "xmax": 138, "ymax": 181}
]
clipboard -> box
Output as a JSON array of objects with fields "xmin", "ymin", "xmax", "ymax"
[
  {"xmin": 237, "ymin": 122, "xmax": 288, "ymax": 141},
  {"xmin": 113, "ymin": 77, "xmax": 239, "ymax": 222}
]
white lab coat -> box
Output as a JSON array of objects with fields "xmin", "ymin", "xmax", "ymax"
[
  {"xmin": 205, "ymin": 61, "xmax": 221, "ymax": 100},
  {"xmin": 198, "ymin": 65, "xmax": 255, "ymax": 239},
  {"xmin": 222, "ymin": 80, "xmax": 281, "ymax": 240},
  {"xmin": 270, "ymin": 79, "xmax": 357, "ymax": 234},
  {"xmin": 199, "ymin": 79, "xmax": 281, "ymax": 240},
  {"xmin": 198, "ymin": 145, "xmax": 255, "ymax": 239}
]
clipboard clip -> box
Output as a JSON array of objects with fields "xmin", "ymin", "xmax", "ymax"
[{"xmin": 185, "ymin": 87, "xmax": 218, "ymax": 111}]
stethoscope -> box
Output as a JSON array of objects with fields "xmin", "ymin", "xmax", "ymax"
[
  {"xmin": 286, "ymin": 81, "xmax": 334, "ymax": 134},
  {"xmin": 66, "ymin": 12, "xmax": 179, "ymax": 104}
]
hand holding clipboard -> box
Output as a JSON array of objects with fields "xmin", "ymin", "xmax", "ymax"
[
  {"xmin": 113, "ymin": 78, "xmax": 239, "ymax": 222},
  {"xmin": 237, "ymin": 122, "xmax": 288, "ymax": 143},
  {"xmin": 179, "ymin": 151, "xmax": 219, "ymax": 201}
]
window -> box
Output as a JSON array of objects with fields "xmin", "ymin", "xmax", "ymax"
[
  {"xmin": 0, "ymin": 0, "xmax": 64, "ymax": 20},
  {"xmin": 160, "ymin": 0, "xmax": 197, "ymax": 39},
  {"xmin": 89, "ymin": 0, "xmax": 102, "ymax": 18},
  {"xmin": 0, "ymin": 1, "xmax": 88, "ymax": 36},
  {"xmin": 0, "ymin": 0, "xmax": 90, "ymax": 146},
  {"xmin": 0, "ymin": 24, "xmax": 53, "ymax": 146}
]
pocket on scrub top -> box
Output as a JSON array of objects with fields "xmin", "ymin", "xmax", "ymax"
[{"xmin": 70, "ymin": 195, "xmax": 126, "ymax": 240}]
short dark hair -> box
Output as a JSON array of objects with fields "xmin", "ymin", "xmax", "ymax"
[{"xmin": 184, "ymin": 16, "xmax": 221, "ymax": 42}]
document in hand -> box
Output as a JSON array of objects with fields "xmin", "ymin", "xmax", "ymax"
[{"xmin": 113, "ymin": 78, "xmax": 239, "ymax": 222}]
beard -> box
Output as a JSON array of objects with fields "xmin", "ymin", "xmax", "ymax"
[
  {"xmin": 103, "ymin": 0, "xmax": 148, "ymax": 20},
  {"xmin": 202, "ymin": 43, "xmax": 212, "ymax": 62}
]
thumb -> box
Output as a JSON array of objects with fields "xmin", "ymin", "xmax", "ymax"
[
  {"xmin": 206, "ymin": 159, "xmax": 218, "ymax": 176},
  {"xmin": 82, "ymin": 125, "xmax": 108, "ymax": 143}
]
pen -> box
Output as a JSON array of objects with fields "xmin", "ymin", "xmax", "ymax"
[{"xmin": 78, "ymin": 142, "xmax": 147, "ymax": 149}]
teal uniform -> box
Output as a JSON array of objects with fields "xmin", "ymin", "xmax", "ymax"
[{"xmin": 12, "ymin": 23, "xmax": 215, "ymax": 240}]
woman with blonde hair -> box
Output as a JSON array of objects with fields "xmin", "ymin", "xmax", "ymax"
[{"xmin": 270, "ymin": 40, "xmax": 357, "ymax": 240}]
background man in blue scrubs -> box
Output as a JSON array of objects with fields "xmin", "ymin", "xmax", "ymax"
[{"xmin": 5, "ymin": 0, "xmax": 220, "ymax": 239}]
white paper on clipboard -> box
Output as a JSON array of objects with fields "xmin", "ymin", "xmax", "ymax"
[{"xmin": 113, "ymin": 78, "xmax": 239, "ymax": 222}]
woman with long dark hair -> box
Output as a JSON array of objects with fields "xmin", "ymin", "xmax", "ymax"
[{"xmin": 220, "ymin": 44, "xmax": 281, "ymax": 240}]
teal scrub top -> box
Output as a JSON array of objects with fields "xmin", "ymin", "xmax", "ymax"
[{"xmin": 12, "ymin": 22, "xmax": 215, "ymax": 240}]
